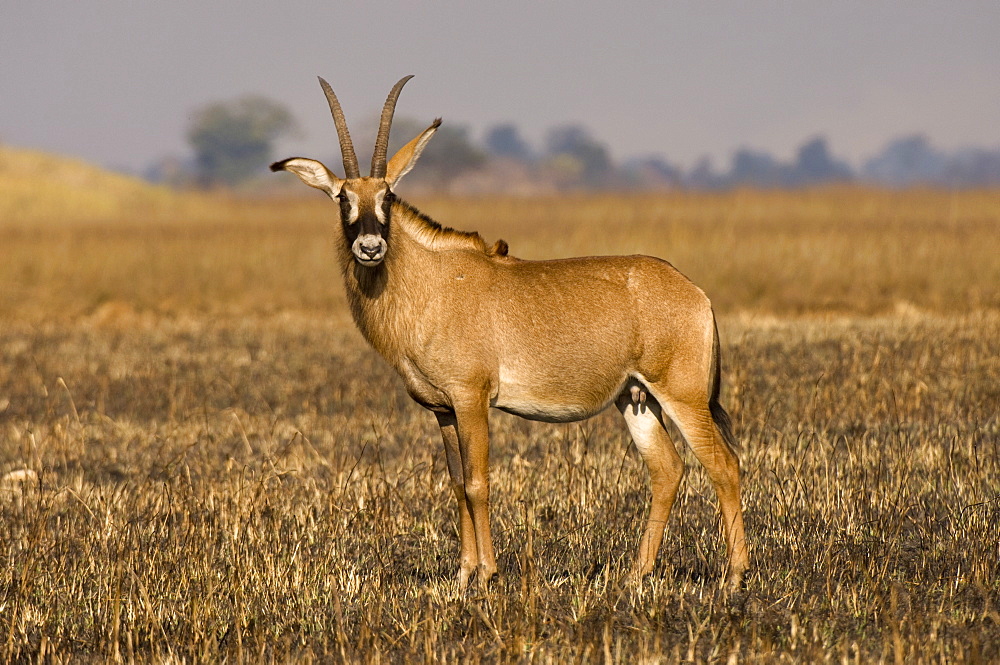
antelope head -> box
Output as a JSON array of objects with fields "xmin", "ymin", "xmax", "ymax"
[{"xmin": 271, "ymin": 76, "xmax": 440, "ymax": 267}]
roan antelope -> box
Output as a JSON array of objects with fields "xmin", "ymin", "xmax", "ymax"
[{"xmin": 271, "ymin": 76, "xmax": 749, "ymax": 589}]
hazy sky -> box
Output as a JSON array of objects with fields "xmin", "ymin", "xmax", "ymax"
[{"xmin": 2, "ymin": 1, "xmax": 998, "ymax": 172}]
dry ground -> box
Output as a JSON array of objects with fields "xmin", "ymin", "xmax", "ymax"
[{"xmin": 1, "ymin": 187, "xmax": 998, "ymax": 662}]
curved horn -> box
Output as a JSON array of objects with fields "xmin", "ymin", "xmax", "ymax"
[
  {"xmin": 370, "ymin": 75, "xmax": 414, "ymax": 178},
  {"xmin": 318, "ymin": 76, "xmax": 360, "ymax": 179}
]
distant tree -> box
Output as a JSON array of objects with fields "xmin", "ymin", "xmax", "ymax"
[
  {"xmin": 544, "ymin": 124, "xmax": 613, "ymax": 187},
  {"xmin": 862, "ymin": 135, "xmax": 1000, "ymax": 187},
  {"xmin": 945, "ymin": 148, "xmax": 1000, "ymax": 187},
  {"xmin": 484, "ymin": 124, "xmax": 533, "ymax": 161},
  {"xmin": 719, "ymin": 137, "xmax": 852, "ymax": 189},
  {"xmin": 685, "ymin": 156, "xmax": 723, "ymax": 189},
  {"xmin": 862, "ymin": 135, "xmax": 947, "ymax": 186},
  {"xmin": 187, "ymin": 96, "xmax": 298, "ymax": 187},
  {"xmin": 621, "ymin": 156, "xmax": 682, "ymax": 189},
  {"xmin": 793, "ymin": 136, "xmax": 852, "ymax": 185},
  {"xmin": 729, "ymin": 148, "xmax": 787, "ymax": 187}
]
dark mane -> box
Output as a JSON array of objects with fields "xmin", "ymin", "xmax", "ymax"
[{"xmin": 396, "ymin": 200, "xmax": 509, "ymax": 257}]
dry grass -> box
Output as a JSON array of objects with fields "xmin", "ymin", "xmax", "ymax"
[
  {"xmin": 1, "ymin": 168, "xmax": 998, "ymax": 662},
  {"xmin": 2, "ymin": 188, "xmax": 998, "ymax": 323}
]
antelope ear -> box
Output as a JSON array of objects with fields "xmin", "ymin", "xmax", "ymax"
[
  {"xmin": 385, "ymin": 118, "xmax": 441, "ymax": 188},
  {"xmin": 270, "ymin": 157, "xmax": 343, "ymax": 197}
]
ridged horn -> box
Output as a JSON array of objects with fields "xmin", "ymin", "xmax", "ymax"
[
  {"xmin": 318, "ymin": 76, "xmax": 360, "ymax": 179},
  {"xmin": 370, "ymin": 75, "xmax": 414, "ymax": 178}
]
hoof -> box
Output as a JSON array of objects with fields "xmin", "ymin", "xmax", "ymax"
[
  {"xmin": 476, "ymin": 564, "xmax": 499, "ymax": 589},
  {"xmin": 722, "ymin": 568, "xmax": 747, "ymax": 596},
  {"xmin": 457, "ymin": 562, "xmax": 477, "ymax": 589},
  {"xmin": 625, "ymin": 566, "xmax": 649, "ymax": 587},
  {"xmin": 457, "ymin": 563, "xmax": 497, "ymax": 590}
]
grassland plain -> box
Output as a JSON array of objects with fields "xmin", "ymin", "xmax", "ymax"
[{"xmin": 1, "ymin": 171, "xmax": 999, "ymax": 662}]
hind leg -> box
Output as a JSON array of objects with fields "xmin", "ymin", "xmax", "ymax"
[
  {"xmin": 616, "ymin": 382, "xmax": 686, "ymax": 580},
  {"xmin": 663, "ymin": 398, "xmax": 748, "ymax": 589}
]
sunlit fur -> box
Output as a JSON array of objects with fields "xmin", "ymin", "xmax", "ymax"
[{"xmin": 272, "ymin": 79, "xmax": 748, "ymax": 591}]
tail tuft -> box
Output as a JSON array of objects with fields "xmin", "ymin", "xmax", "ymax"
[{"xmin": 710, "ymin": 396, "xmax": 740, "ymax": 456}]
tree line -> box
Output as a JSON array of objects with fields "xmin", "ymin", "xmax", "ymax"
[{"xmin": 146, "ymin": 96, "xmax": 1000, "ymax": 191}]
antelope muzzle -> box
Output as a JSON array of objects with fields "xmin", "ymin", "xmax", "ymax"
[{"xmin": 352, "ymin": 234, "xmax": 387, "ymax": 266}]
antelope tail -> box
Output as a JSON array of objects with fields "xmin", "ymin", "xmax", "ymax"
[{"xmin": 709, "ymin": 316, "xmax": 740, "ymax": 457}]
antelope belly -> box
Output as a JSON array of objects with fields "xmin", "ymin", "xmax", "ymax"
[{"xmin": 491, "ymin": 366, "xmax": 624, "ymax": 423}]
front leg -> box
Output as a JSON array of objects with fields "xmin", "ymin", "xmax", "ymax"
[
  {"xmin": 452, "ymin": 396, "xmax": 498, "ymax": 586},
  {"xmin": 435, "ymin": 411, "xmax": 478, "ymax": 587}
]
